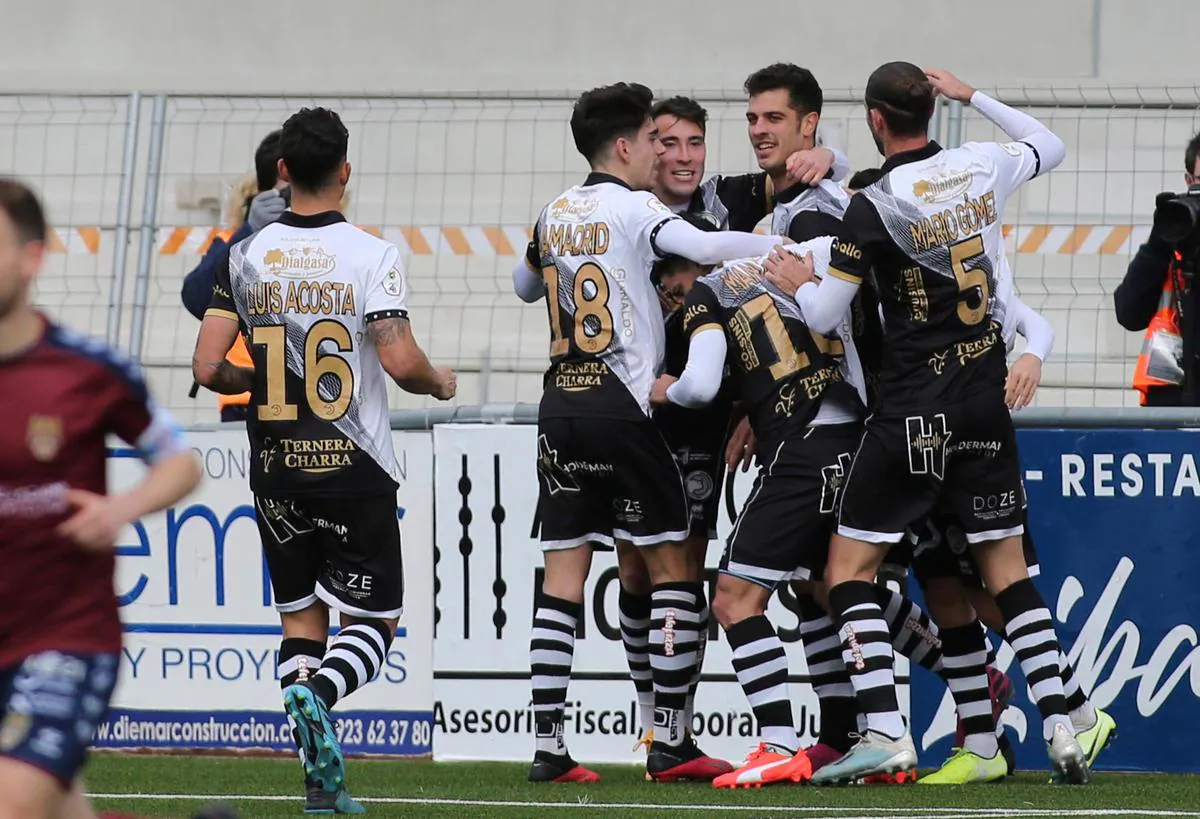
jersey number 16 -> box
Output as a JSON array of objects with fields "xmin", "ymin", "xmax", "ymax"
[{"xmin": 251, "ymin": 321, "xmax": 355, "ymax": 422}]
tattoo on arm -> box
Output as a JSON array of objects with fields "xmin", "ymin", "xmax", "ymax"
[
  {"xmin": 194, "ymin": 357, "xmax": 255, "ymax": 395},
  {"xmin": 367, "ymin": 316, "xmax": 410, "ymax": 347}
]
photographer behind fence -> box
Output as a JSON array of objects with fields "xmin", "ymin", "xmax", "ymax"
[{"xmin": 1114, "ymin": 132, "xmax": 1200, "ymax": 406}]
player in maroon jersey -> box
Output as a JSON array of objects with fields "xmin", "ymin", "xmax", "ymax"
[{"xmin": 0, "ymin": 177, "xmax": 209, "ymax": 818}]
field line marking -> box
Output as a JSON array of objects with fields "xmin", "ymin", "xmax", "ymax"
[{"xmin": 87, "ymin": 793, "xmax": 1200, "ymax": 817}]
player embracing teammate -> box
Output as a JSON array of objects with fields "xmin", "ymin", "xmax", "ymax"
[{"xmin": 515, "ymin": 61, "xmax": 1115, "ymax": 791}]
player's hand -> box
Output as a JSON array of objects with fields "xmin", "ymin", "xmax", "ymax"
[
  {"xmin": 650, "ymin": 374, "xmax": 677, "ymax": 407},
  {"xmin": 724, "ymin": 415, "xmax": 757, "ymax": 473},
  {"xmin": 247, "ymin": 189, "xmax": 288, "ymax": 232},
  {"xmin": 432, "ymin": 367, "xmax": 457, "ymax": 401},
  {"xmin": 785, "ymin": 147, "xmax": 835, "ymax": 186},
  {"xmin": 57, "ymin": 489, "xmax": 125, "ymax": 551},
  {"xmin": 924, "ymin": 69, "xmax": 975, "ymax": 103},
  {"xmin": 1005, "ymin": 353, "xmax": 1042, "ymax": 410},
  {"xmin": 764, "ymin": 246, "xmax": 814, "ymax": 297}
]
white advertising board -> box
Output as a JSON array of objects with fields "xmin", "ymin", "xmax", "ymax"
[
  {"xmin": 98, "ymin": 428, "xmax": 434, "ymax": 757},
  {"xmin": 431, "ymin": 424, "xmax": 910, "ymax": 763}
]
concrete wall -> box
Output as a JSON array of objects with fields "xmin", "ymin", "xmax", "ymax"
[{"xmin": 0, "ymin": 0, "xmax": 1197, "ymax": 94}]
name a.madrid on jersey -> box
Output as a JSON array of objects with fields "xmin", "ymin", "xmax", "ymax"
[{"xmin": 533, "ymin": 177, "xmax": 681, "ymax": 420}]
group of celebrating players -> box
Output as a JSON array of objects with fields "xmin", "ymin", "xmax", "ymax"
[
  {"xmin": 514, "ymin": 61, "xmax": 1118, "ymax": 789},
  {"xmin": 0, "ymin": 54, "xmax": 1126, "ymax": 819}
]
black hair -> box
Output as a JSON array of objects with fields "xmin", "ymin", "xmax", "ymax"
[
  {"xmin": 1186, "ymin": 131, "xmax": 1200, "ymax": 175},
  {"xmin": 651, "ymin": 96, "xmax": 708, "ymax": 134},
  {"xmin": 278, "ymin": 108, "xmax": 349, "ymax": 193},
  {"xmin": 570, "ymin": 82, "xmax": 655, "ymax": 164},
  {"xmin": 864, "ymin": 61, "xmax": 936, "ymax": 138},
  {"xmin": 848, "ymin": 167, "xmax": 884, "ymax": 190},
  {"xmin": 254, "ymin": 129, "xmax": 283, "ymax": 192},
  {"xmin": 651, "ymin": 213, "xmax": 718, "ymax": 285},
  {"xmin": 0, "ymin": 177, "xmax": 47, "ymax": 244},
  {"xmin": 744, "ymin": 63, "xmax": 823, "ymax": 116}
]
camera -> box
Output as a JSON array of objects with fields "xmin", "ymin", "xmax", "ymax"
[{"xmin": 1157, "ymin": 184, "xmax": 1200, "ymax": 244}]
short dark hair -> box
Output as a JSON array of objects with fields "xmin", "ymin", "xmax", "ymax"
[
  {"xmin": 278, "ymin": 108, "xmax": 349, "ymax": 193},
  {"xmin": 848, "ymin": 167, "xmax": 884, "ymax": 190},
  {"xmin": 744, "ymin": 63, "xmax": 823, "ymax": 116},
  {"xmin": 254, "ymin": 129, "xmax": 283, "ymax": 192},
  {"xmin": 570, "ymin": 83, "xmax": 655, "ymax": 163},
  {"xmin": 651, "ymin": 96, "xmax": 708, "ymax": 133},
  {"xmin": 651, "ymin": 213, "xmax": 718, "ymax": 285},
  {"xmin": 1186, "ymin": 131, "xmax": 1200, "ymax": 175},
  {"xmin": 864, "ymin": 61, "xmax": 935, "ymax": 138},
  {"xmin": 0, "ymin": 178, "xmax": 47, "ymax": 244}
]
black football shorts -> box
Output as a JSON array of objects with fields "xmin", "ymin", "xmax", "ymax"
[
  {"xmin": 255, "ymin": 493, "xmax": 404, "ymax": 619},
  {"xmin": 838, "ymin": 392, "xmax": 1024, "ymax": 546},
  {"xmin": 534, "ymin": 416, "xmax": 690, "ymax": 551},
  {"xmin": 719, "ymin": 423, "xmax": 861, "ymax": 588}
]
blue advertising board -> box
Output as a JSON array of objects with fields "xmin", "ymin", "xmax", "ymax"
[{"xmin": 908, "ymin": 427, "xmax": 1200, "ymax": 772}]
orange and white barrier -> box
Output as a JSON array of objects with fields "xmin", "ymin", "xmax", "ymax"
[{"xmin": 43, "ymin": 224, "xmax": 1153, "ymax": 256}]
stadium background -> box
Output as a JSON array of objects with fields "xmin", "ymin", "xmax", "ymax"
[
  {"xmin": 5, "ymin": 0, "xmax": 1199, "ymax": 421},
  {"xmin": 4, "ymin": 0, "xmax": 1200, "ymax": 812}
]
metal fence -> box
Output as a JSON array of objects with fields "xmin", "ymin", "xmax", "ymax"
[{"xmin": 7, "ymin": 86, "xmax": 1199, "ymax": 424}]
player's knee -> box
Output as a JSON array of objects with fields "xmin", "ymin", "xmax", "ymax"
[
  {"xmin": 922, "ymin": 577, "xmax": 975, "ymax": 629},
  {"xmin": 615, "ymin": 546, "xmax": 651, "ymax": 596},
  {"xmin": 642, "ymin": 541, "xmax": 696, "ymax": 585},
  {"xmin": 685, "ymin": 533, "xmax": 709, "ymax": 578},
  {"xmin": 712, "ymin": 574, "xmax": 768, "ymax": 629},
  {"xmin": 968, "ymin": 535, "xmax": 1028, "ymax": 596},
  {"xmin": 826, "ymin": 534, "xmax": 886, "ymax": 586},
  {"xmin": 0, "ymin": 761, "xmax": 59, "ymax": 819}
]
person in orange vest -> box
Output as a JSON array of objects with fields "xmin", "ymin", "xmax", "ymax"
[
  {"xmin": 181, "ymin": 130, "xmax": 287, "ymax": 420},
  {"xmin": 1115, "ymin": 131, "xmax": 1200, "ymax": 406}
]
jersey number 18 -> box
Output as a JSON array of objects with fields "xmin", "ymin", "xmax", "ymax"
[{"xmin": 542, "ymin": 262, "xmax": 615, "ymax": 358}]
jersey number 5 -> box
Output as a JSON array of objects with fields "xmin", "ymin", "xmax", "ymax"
[
  {"xmin": 543, "ymin": 262, "xmax": 615, "ymax": 357},
  {"xmin": 251, "ymin": 320, "xmax": 355, "ymax": 422},
  {"xmin": 949, "ymin": 235, "xmax": 989, "ymax": 326}
]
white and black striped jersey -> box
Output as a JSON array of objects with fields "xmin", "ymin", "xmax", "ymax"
[
  {"xmin": 525, "ymin": 173, "xmax": 680, "ymax": 421},
  {"xmin": 208, "ymin": 210, "xmax": 407, "ymax": 497},
  {"xmin": 771, "ymin": 179, "xmax": 850, "ymax": 243},
  {"xmin": 680, "ymin": 244, "xmax": 862, "ymax": 454},
  {"xmin": 769, "ymin": 179, "xmax": 884, "ymax": 408},
  {"xmin": 671, "ymin": 173, "xmax": 773, "ymax": 232},
  {"xmin": 829, "ymin": 139, "xmax": 1045, "ymax": 410}
]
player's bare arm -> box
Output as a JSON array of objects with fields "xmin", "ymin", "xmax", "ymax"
[
  {"xmin": 368, "ymin": 315, "xmax": 457, "ymax": 400},
  {"xmin": 191, "ymin": 314, "xmax": 254, "ymax": 395},
  {"xmin": 59, "ymin": 449, "xmax": 202, "ymax": 551}
]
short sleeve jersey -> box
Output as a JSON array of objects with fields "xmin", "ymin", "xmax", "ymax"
[
  {"xmin": 526, "ymin": 173, "xmax": 681, "ymax": 421},
  {"xmin": 828, "ymin": 139, "xmax": 1044, "ymax": 411},
  {"xmin": 0, "ymin": 320, "xmax": 187, "ymax": 667},
  {"xmin": 206, "ymin": 210, "xmax": 409, "ymax": 497}
]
